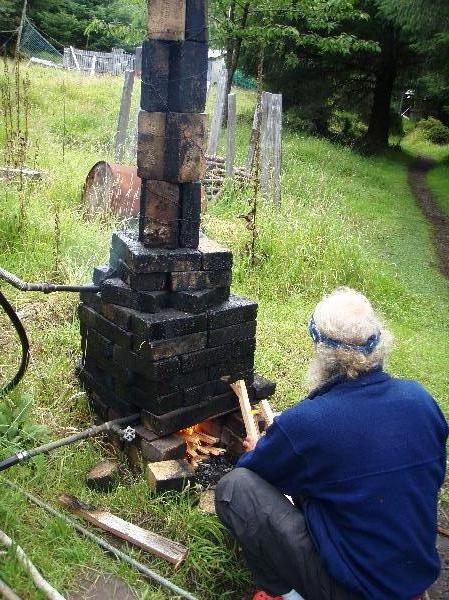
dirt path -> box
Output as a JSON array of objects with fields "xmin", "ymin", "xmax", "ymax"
[{"xmin": 407, "ymin": 157, "xmax": 449, "ymax": 278}]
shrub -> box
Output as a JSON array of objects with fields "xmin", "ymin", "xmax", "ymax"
[{"xmin": 416, "ymin": 117, "xmax": 449, "ymax": 145}]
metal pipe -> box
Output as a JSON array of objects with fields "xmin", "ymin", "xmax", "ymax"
[
  {"xmin": 2, "ymin": 480, "xmax": 199, "ymax": 600},
  {"xmin": 0, "ymin": 414, "xmax": 139, "ymax": 472},
  {"xmin": 0, "ymin": 266, "xmax": 99, "ymax": 294}
]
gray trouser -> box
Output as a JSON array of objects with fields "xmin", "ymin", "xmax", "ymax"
[{"xmin": 215, "ymin": 468, "xmax": 364, "ymax": 600}]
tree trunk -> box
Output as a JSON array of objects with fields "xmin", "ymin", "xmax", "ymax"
[
  {"xmin": 364, "ymin": 32, "xmax": 400, "ymax": 153},
  {"xmin": 223, "ymin": 1, "xmax": 250, "ymax": 125}
]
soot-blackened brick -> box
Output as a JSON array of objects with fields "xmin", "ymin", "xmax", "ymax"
[
  {"xmin": 111, "ymin": 231, "xmax": 201, "ymax": 273},
  {"xmin": 101, "ymin": 278, "xmax": 170, "ymax": 313},
  {"xmin": 112, "ymin": 345, "xmax": 180, "ymax": 380},
  {"xmin": 80, "ymin": 291, "xmax": 102, "ymax": 311},
  {"xmin": 79, "ymin": 368, "xmax": 138, "ymax": 417},
  {"xmin": 135, "ymin": 389, "xmax": 185, "ymax": 415},
  {"xmin": 185, "ymin": 0, "xmax": 208, "ymax": 42},
  {"xmin": 141, "ymin": 219, "xmax": 179, "ymax": 249},
  {"xmin": 170, "ymin": 270, "xmax": 231, "ymax": 292},
  {"xmin": 99, "ymin": 302, "xmax": 138, "ymax": 331},
  {"xmin": 178, "ymin": 219, "xmax": 200, "ymax": 249},
  {"xmin": 134, "ymin": 331, "xmax": 207, "ymax": 361},
  {"xmin": 180, "ymin": 182, "xmax": 201, "ymax": 221},
  {"xmin": 208, "ymin": 295, "xmax": 258, "ymax": 329},
  {"xmin": 170, "ymin": 287, "xmax": 230, "ymax": 313},
  {"xmin": 252, "ymin": 374, "xmax": 276, "ymax": 400},
  {"xmin": 141, "ymin": 180, "xmax": 180, "ymax": 223},
  {"xmin": 198, "ymin": 237, "xmax": 233, "ymax": 270},
  {"xmin": 140, "ymin": 433, "xmax": 186, "ymax": 462},
  {"xmin": 180, "ymin": 338, "xmax": 256, "ymax": 372},
  {"xmin": 168, "ymin": 41, "xmax": 207, "ymax": 113},
  {"xmin": 78, "ymin": 304, "xmax": 133, "ymax": 348},
  {"xmin": 82, "ymin": 328, "xmax": 114, "ymax": 359},
  {"xmin": 140, "ymin": 40, "xmax": 171, "ymax": 112},
  {"xmin": 142, "ymin": 391, "xmax": 244, "ymax": 436},
  {"xmin": 208, "ymin": 321, "xmax": 257, "ymax": 348},
  {"xmin": 164, "ymin": 112, "xmax": 207, "ymax": 183},
  {"xmin": 131, "ymin": 309, "xmax": 206, "ymax": 339},
  {"xmin": 93, "ymin": 265, "xmax": 116, "ymax": 286},
  {"xmin": 118, "ymin": 260, "xmax": 168, "ymax": 292}
]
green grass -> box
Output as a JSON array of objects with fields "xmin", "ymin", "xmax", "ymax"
[
  {"xmin": 1, "ymin": 64, "xmax": 448, "ymax": 599},
  {"xmin": 401, "ymin": 120, "xmax": 449, "ymax": 162},
  {"xmin": 427, "ymin": 164, "xmax": 449, "ymax": 217}
]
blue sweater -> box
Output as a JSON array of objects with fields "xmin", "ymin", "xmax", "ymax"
[{"xmin": 238, "ymin": 368, "xmax": 448, "ymax": 599}]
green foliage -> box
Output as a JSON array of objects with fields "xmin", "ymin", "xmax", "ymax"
[
  {"xmin": 0, "ymin": 392, "xmax": 48, "ymax": 452},
  {"xmin": 416, "ymin": 117, "xmax": 449, "ymax": 145}
]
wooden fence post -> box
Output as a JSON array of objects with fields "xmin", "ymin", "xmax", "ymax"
[
  {"xmin": 226, "ymin": 93, "xmax": 237, "ymax": 178},
  {"xmin": 207, "ymin": 68, "xmax": 228, "ymax": 157},
  {"xmin": 70, "ymin": 46, "xmax": 80, "ymax": 71},
  {"xmin": 114, "ymin": 70, "xmax": 135, "ymax": 162},
  {"xmin": 89, "ymin": 55, "xmax": 97, "ymax": 77},
  {"xmin": 271, "ymin": 93, "xmax": 283, "ymax": 205},
  {"xmin": 246, "ymin": 100, "xmax": 262, "ymax": 173},
  {"xmin": 260, "ymin": 92, "xmax": 273, "ymax": 198}
]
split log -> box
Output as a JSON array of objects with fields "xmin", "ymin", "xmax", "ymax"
[
  {"xmin": 230, "ymin": 379, "xmax": 260, "ymax": 443},
  {"xmin": 59, "ymin": 494, "xmax": 187, "ymax": 567},
  {"xmin": 0, "ymin": 529, "xmax": 65, "ymax": 600}
]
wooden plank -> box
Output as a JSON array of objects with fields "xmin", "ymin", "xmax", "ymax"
[
  {"xmin": 59, "ymin": 494, "xmax": 188, "ymax": 567},
  {"xmin": 271, "ymin": 93, "xmax": 282, "ymax": 205},
  {"xmin": 226, "ymin": 93, "xmax": 236, "ymax": 178},
  {"xmin": 207, "ymin": 68, "xmax": 227, "ymax": 156},
  {"xmin": 115, "ymin": 70, "xmax": 135, "ymax": 162}
]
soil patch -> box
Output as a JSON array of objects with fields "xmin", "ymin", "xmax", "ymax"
[{"xmin": 408, "ymin": 157, "xmax": 449, "ymax": 278}]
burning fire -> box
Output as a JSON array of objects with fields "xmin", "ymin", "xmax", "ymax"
[{"xmin": 179, "ymin": 424, "xmax": 226, "ymax": 469}]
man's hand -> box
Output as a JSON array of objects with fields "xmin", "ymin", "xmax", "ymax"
[{"xmin": 243, "ymin": 436, "xmax": 258, "ymax": 452}]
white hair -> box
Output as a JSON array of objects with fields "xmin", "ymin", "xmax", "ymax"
[{"xmin": 306, "ymin": 287, "xmax": 393, "ymax": 391}]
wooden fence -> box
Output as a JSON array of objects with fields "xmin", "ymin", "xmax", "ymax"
[{"xmin": 63, "ymin": 47, "xmax": 135, "ymax": 76}]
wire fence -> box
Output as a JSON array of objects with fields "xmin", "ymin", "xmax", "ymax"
[{"xmin": 19, "ymin": 18, "xmax": 63, "ymax": 65}]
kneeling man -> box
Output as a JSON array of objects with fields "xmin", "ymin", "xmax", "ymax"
[{"xmin": 216, "ymin": 287, "xmax": 448, "ymax": 600}]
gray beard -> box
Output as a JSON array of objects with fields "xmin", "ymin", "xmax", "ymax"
[{"xmin": 306, "ymin": 354, "xmax": 342, "ymax": 393}]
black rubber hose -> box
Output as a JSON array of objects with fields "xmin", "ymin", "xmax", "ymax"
[{"xmin": 0, "ymin": 289, "xmax": 30, "ymax": 396}]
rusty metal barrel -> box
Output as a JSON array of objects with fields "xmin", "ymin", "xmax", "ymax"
[{"xmin": 83, "ymin": 162, "xmax": 141, "ymax": 218}]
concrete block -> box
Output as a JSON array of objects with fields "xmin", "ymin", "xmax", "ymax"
[{"xmin": 146, "ymin": 459, "xmax": 195, "ymax": 493}]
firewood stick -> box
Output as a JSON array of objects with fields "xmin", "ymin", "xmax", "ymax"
[
  {"xmin": 260, "ymin": 399, "xmax": 275, "ymax": 427},
  {"xmin": 0, "ymin": 529, "xmax": 65, "ymax": 600},
  {"xmin": 0, "ymin": 578, "xmax": 22, "ymax": 600},
  {"xmin": 230, "ymin": 380, "xmax": 260, "ymax": 442}
]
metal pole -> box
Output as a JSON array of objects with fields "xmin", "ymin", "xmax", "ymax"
[
  {"xmin": 2, "ymin": 480, "xmax": 199, "ymax": 600},
  {"xmin": 0, "ymin": 414, "xmax": 139, "ymax": 472},
  {"xmin": 15, "ymin": 0, "xmax": 28, "ymax": 59}
]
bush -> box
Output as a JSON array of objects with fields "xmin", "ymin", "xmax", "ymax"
[
  {"xmin": 416, "ymin": 117, "xmax": 449, "ymax": 145},
  {"xmin": 284, "ymin": 107, "xmax": 317, "ymax": 134}
]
